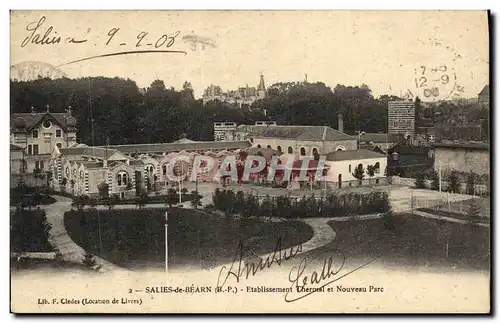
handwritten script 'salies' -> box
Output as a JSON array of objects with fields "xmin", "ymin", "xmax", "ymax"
[{"xmin": 21, "ymin": 16, "xmax": 87, "ymax": 47}]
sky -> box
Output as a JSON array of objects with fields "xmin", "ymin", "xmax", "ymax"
[{"xmin": 10, "ymin": 10, "xmax": 489, "ymax": 100}]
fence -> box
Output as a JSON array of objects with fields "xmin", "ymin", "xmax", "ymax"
[{"xmin": 411, "ymin": 194, "xmax": 490, "ymax": 217}]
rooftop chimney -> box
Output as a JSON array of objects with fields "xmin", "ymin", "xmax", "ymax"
[{"xmin": 338, "ymin": 113, "xmax": 344, "ymax": 133}]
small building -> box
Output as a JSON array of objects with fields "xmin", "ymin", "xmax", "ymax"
[
  {"xmin": 358, "ymin": 133, "xmax": 404, "ymax": 153},
  {"xmin": 324, "ymin": 149, "xmax": 388, "ymax": 188},
  {"xmin": 478, "ymin": 85, "xmax": 490, "ymax": 108},
  {"xmin": 432, "ymin": 141, "xmax": 490, "ymax": 176}
]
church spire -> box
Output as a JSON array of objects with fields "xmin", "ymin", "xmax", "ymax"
[
  {"xmin": 257, "ymin": 74, "xmax": 266, "ymax": 92},
  {"xmin": 257, "ymin": 74, "xmax": 266, "ymax": 99}
]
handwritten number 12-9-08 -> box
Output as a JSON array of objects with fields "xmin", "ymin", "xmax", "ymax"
[{"xmin": 106, "ymin": 28, "xmax": 180, "ymax": 48}]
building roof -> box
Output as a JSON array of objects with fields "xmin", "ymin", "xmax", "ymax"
[
  {"xmin": 10, "ymin": 144, "xmax": 24, "ymax": 151},
  {"xmin": 359, "ymin": 133, "xmax": 404, "ymax": 144},
  {"xmin": 326, "ymin": 149, "xmax": 386, "ymax": 161},
  {"xmin": 432, "ymin": 142, "xmax": 489, "ymax": 150},
  {"xmin": 100, "ymin": 140, "xmax": 252, "ymax": 154},
  {"xmin": 59, "ymin": 147, "xmax": 118, "ymax": 159},
  {"xmin": 11, "ymin": 111, "xmax": 76, "ymax": 132},
  {"xmin": 81, "ymin": 162, "xmax": 104, "ymax": 169},
  {"xmin": 238, "ymin": 125, "xmax": 354, "ymax": 141}
]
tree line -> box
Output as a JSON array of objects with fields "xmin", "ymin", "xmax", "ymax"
[
  {"xmin": 11, "ymin": 77, "xmax": 400, "ymax": 146},
  {"xmin": 210, "ymin": 188, "xmax": 391, "ymax": 219}
]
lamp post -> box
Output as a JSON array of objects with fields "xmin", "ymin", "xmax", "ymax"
[{"xmin": 165, "ymin": 211, "xmax": 168, "ymax": 277}]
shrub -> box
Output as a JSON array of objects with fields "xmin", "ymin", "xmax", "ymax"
[{"xmin": 82, "ymin": 251, "xmax": 97, "ymax": 268}]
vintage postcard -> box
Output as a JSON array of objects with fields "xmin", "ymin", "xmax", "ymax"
[{"xmin": 9, "ymin": 10, "xmax": 490, "ymax": 313}]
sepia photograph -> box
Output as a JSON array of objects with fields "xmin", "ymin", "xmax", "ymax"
[{"xmin": 8, "ymin": 9, "xmax": 491, "ymax": 314}]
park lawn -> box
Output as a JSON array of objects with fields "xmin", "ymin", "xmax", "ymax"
[
  {"xmin": 315, "ymin": 214, "xmax": 490, "ymax": 271},
  {"xmin": 418, "ymin": 208, "xmax": 490, "ymax": 224},
  {"xmin": 10, "ymin": 257, "xmax": 93, "ymax": 273},
  {"xmin": 63, "ymin": 208, "xmax": 313, "ymax": 270}
]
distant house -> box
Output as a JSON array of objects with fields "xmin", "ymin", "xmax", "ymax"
[
  {"xmin": 478, "ymin": 85, "xmax": 490, "ymax": 108},
  {"xmin": 358, "ymin": 133, "xmax": 404, "ymax": 153}
]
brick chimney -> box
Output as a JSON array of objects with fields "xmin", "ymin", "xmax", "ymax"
[{"xmin": 338, "ymin": 113, "xmax": 344, "ymax": 133}]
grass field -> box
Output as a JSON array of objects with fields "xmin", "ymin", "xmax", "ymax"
[{"xmin": 63, "ymin": 208, "xmax": 313, "ymax": 270}]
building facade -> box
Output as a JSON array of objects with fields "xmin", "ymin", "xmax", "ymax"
[
  {"xmin": 432, "ymin": 142, "xmax": 490, "ymax": 176},
  {"xmin": 388, "ymin": 100, "xmax": 415, "ymax": 135},
  {"xmin": 10, "ymin": 107, "xmax": 78, "ymax": 173}
]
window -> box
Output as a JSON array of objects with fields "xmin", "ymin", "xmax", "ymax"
[
  {"xmin": 32, "ymin": 130, "xmax": 38, "ymax": 138},
  {"xmin": 27, "ymin": 145, "xmax": 32, "ymax": 155},
  {"xmin": 117, "ymin": 172, "xmax": 129, "ymax": 187},
  {"xmin": 288, "ymin": 146, "xmax": 293, "ymax": 154},
  {"xmin": 267, "ymin": 145, "xmax": 272, "ymax": 149},
  {"xmin": 40, "ymin": 161, "xmax": 44, "ymax": 170},
  {"xmin": 56, "ymin": 129, "xmax": 62, "ymax": 137},
  {"xmin": 35, "ymin": 161, "xmax": 39, "ymax": 170},
  {"xmin": 162, "ymin": 164, "xmax": 168, "ymax": 175},
  {"xmin": 358, "ymin": 163, "xmax": 363, "ymax": 171},
  {"xmin": 300, "ymin": 147, "xmax": 306, "ymax": 156},
  {"xmin": 374, "ymin": 162, "xmax": 380, "ymax": 173},
  {"xmin": 33, "ymin": 144, "xmax": 39, "ymax": 155},
  {"xmin": 277, "ymin": 146, "xmax": 282, "ymax": 153},
  {"xmin": 349, "ymin": 164, "xmax": 351, "ymax": 172},
  {"xmin": 257, "ymin": 144, "xmax": 262, "ymax": 148},
  {"xmin": 56, "ymin": 143, "xmax": 62, "ymax": 149}
]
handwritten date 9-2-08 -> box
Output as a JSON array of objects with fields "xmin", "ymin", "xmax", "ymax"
[{"xmin": 20, "ymin": 16, "xmax": 180, "ymax": 49}]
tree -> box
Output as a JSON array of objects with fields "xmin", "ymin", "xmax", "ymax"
[
  {"xmin": 70, "ymin": 179, "xmax": 76, "ymax": 195},
  {"xmin": 45, "ymin": 170, "xmax": 53, "ymax": 191},
  {"xmin": 366, "ymin": 165, "xmax": 376, "ymax": 184},
  {"xmin": 429, "ymin": 170, "xmax": 440, "ymax": 191},
  {"xmin": 414, "ymin": 171, "xmax": 427, "ymax": 189},
  {"xmin": 88, "ymin": 198, "xmax": 98, "ymax": 210},
  {"xmin": 135, "ymin": 193, "xmax": 149, "ymax": 209},
  {"xmin": 467, "ymin": 199, "xmax": 481, "ymax": 225},
  {"xmin": 190, "ymin": 191, "xmax": 203, "ymax": 209},
  {"xmin": 61, "ymin": 177, "xmax": 67, "ymax": 193},
  {"xmin": 104, "ymin": 195, "xmax": 118, "ymax": 210},
  {"xmin": 82, "ymin": 251, "xmax": 97, "ymax": 268},
  {"xmin": 466, "ymin": 171, "xmax": 478, "ymax": 196},
  {"xmin": 447, "ymin": 171, "xmax": 461, "ymax": 193},
  {"xmin": 352, "ymin": 165, "xmax": 365, "ymax": 184},
  {"xmin": 72, "ymin": 195, "xmax": 89, "ymax": 211}
]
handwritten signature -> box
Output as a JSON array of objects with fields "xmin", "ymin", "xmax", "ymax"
[
  {"xmin": 285, "ymin": 249, "xmax": 382, "ymax": 302},
  {"xmin": 216, "ymin": 237, "xmax": 303, "ymax": 289}
]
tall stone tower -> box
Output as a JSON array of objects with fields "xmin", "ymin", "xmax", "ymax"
[{"xmin": 257, "ymin": 74, "xmax": 266, "ymax": 99}]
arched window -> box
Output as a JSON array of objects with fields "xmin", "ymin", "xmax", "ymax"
[
  {"xmin": 288, "ymin": 146, "xmax": 293, "ymax": 154},
  {"xmin": 266, "ymin": 145, "xmax": 272, "ymax": 149},
  {"xmin": 335, "ymin": 145, "xmax": 346, "ymax": 151},
  {"xmin": 162, "ymin": 164, "xmax": 168, "ymax": 175},
  {"xmin": 145, "ymin": 164, "xmax": 154, "ymax": 174},
  {"xmin": 358, "ymin": 164, "xmax": 363, "ymax": 172},
  {"xmin": 374, "ymin": 162, "xmax": 380, "ymax": 173},
  {"xmin": 277, "ymin": 146, "xmax": 282, "ymax": 153},
  {"xmin": 257, "ymin": 144, "xmax": 262, "ymax": 148},
  {"xmin": 349, "ymin": 164, "xmax": 352, "ymax": 173},
  {"xmin": 117, "ymin": 171, "xmax": 129, "ymax": 187},
  {"xmin": 300, "ymin": 147, "xmax": 306, "ymax": 156}
]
